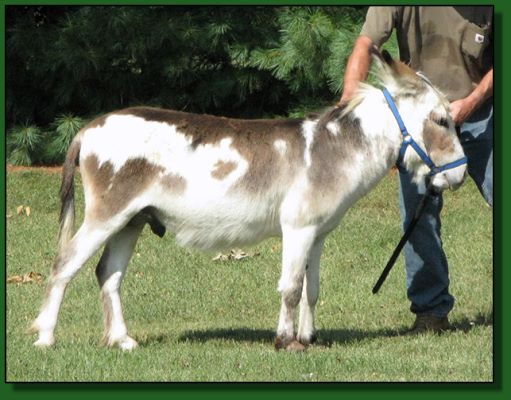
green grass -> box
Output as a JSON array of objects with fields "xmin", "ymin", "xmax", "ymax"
[{"xmin": 6, "ymin": 169, "xmax": 492, "ymax": 382}]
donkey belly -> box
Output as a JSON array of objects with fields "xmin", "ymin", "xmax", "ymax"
[{"xmin": 152, "ymin": 193, "xmax": 282, "ymax": 251}]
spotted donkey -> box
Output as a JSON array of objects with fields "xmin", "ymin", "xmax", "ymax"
[{"xmin": 31, "ymin": 51, "xmax": 467, "ymax": 351}]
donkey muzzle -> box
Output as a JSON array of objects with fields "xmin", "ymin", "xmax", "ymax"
[{"xmin": 429, "ymin": 163, "xmax": 468, "ymax": 192}]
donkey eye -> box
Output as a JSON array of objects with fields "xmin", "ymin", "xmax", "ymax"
[{"xmin": 434, "ymin": 118, "xmax": 449, "ymax": 128}]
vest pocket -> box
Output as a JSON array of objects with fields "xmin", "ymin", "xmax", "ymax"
[{"xmin": 461, "ymin": 21, "xmax": 489, "ymax": 61}]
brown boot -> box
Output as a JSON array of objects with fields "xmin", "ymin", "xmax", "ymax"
[{"xmin": 408, "ymin": 313, "xmax": 451, "ymax": 334}]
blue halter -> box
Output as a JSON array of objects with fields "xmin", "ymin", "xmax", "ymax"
[{"xmin": 382, "ymin": 88, "xmax": 467, "ymax": 176}]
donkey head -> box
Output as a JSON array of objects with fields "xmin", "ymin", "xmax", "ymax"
[{"xmin": 375, "ymin": 49, "xmax": 467, "ymax": 192}]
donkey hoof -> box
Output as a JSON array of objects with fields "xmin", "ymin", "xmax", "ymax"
[
  {"xmin": 285, "ymin": 340, "xmax": 306, "ymax": 352},
  {"xmin": 275, "ymin": 336, "xmax": 306, "ymax": 352},
  {"xmin": 275, "ymin": 335, "xmax": 293, "ymax": 351},
  {"xmin": 33, "ymin": 336, "xmax": 55, "ymax": 348},
  {"xmin": 298, "ymin": 333, "xmax": 317, "ymax": 346},
  {"xmin": 117, "ymin": 336, "xmax": 138, "ymax": 351},
  {"xmin": 105, "ymin": 333, "xmax": 139, "ymax": 351}
]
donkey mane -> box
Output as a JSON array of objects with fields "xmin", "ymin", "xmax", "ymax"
[{"xmin": 314, "ymin": 104, "xmax": 364, "ymax": 146}]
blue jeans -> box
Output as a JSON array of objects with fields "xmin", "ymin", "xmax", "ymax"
[{"xmin": 398, "ymin": 98, "xmax": 493, "ymax": 317}]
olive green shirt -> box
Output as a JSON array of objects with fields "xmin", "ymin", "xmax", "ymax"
[{"xmin": 361, "ymin": 6, "xmax": 493, "ymax": 101}]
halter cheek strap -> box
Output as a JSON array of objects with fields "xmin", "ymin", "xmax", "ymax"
[{"xmin": 382, "ymin": 88, "xmax": 467, "ymax": 176}]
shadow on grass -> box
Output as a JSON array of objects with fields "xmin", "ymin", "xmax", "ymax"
[
  {"xmin": 174, "ymin": 326, "xmax": 401, "ymax": 348},
  {"xmin": 178, "ymin": 328, "xmax": 275, "ymax": 344},
  {"xmin": 170, "ymin": 311, "xmax": 493, "ymax": 347},
  {"xmin": 450, "ymin": 312, "xmax": 493, "ymax": 333}
]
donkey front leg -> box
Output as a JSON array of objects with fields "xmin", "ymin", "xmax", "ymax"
[
  {"xmin": 297, "ymin": 237, "xmax": 325, "ymax": 346},
  {"xmin": 95, "ymin": 222, "xmax": 144, "ymax": 351},
  {"xmin": 275, "ymin": 225, "xmax": 317, "ymax": 351}
]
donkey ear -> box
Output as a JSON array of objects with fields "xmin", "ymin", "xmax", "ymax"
[
  {"xmin": 371, "ymin": 46, "xmax": 392, "ymax": 77},
  {"xmin": 373, "ymin": 49, "xmax": 422, "ymax": 89},
  {"xmin": 370, "ymin": 47, "xmax": 395, "ymax": 67},
  {"xmin": 371, "ymin": 47, "xmax": 397, "ymax": 75},
  {"xmin": 381, "ymin": 50, "xmax": 418, "ymax": 81},
  {"xmin": 381, "ymin": 49, "xmax": 394, "ymax": 66},
  {"xmin": 370, "ymin": 45, "xmax": 386, "ymax": 64}
]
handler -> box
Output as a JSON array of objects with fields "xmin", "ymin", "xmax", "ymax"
[{"xmin": 339, "ymin": 6, "xmax": 493, "ymax": 333}]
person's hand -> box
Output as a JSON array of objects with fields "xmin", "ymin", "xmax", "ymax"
[
  {"xmin": 450, "ymin": 68, "xmax": 493, "ymax": 126},
  {"xmin": 449, "ymin": 98, "xmax": 476, "ymax": 126}
]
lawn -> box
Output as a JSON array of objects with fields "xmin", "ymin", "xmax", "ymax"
[{"xmin": 6, "ymin": 168, "xmax": 492, "ymax": 382}]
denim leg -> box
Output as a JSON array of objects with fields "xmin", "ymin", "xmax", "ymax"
[
  {"xmin": 398, "ymin": 98, "xmax": 493, "ymax": 318},
  {"xmin": 459, "ymin": 98, "xmax": 493, "ymax": 207},
  {"xmin": 398, "ymin": 174, "xmax": 454, "ymax": 317}
]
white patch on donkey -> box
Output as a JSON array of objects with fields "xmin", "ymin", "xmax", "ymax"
[
  {"xmin": 302, "ymin": 120, "xmax": 317, "ymax": 167},
  {"xmin": 31, "ymin": 51, "xmax": 466, "ymax": 351}
]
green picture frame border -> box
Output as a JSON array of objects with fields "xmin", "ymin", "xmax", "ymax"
[{"xmin": 1, "ymin": 0, "xmax": 506, "ymax": 398}]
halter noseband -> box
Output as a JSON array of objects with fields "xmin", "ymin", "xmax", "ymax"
[{"xmin": 382, "ymin": 88, "xmax": 467, "ymax": 176}]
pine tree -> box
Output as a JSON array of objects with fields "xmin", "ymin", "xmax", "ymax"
[
  {"xmin": 248, "ymin": 6, "xmax": 365, "ymax": 111},
  {"xmin": 7, "ymin": 5, "xmax": 367, "ymax": 164}
]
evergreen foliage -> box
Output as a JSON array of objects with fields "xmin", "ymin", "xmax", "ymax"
[
  {"xmin": 7, "ymin": 124, "xmax": 44, "ymax": 166},
  {"xmin": 248, "ymin": 7, "xmax": 363, "ymax": 107},
  {"xmin": 7, "ymin": 5, "xmax": 366, "ymax": 165},
  {"xmin": 45, "ymin": 115, "xmax": 85, "ymax": 164}
]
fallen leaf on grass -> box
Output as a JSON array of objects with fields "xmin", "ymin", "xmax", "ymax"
[
  {"xmin": 212, "ymin": 249, "xmax": 260, "ymax": 261},
  {"xmin": 270, "ymin": 243, "xmax": 281, "ymax": 253},
  {"xmin": 15, "ymin": 205, "xmax": 31, "ymax": 216},
  {"xmin": 7, "ymin": 271, "xmax": 44, "ymax": 285}
]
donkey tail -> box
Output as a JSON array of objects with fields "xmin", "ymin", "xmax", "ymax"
[{"xmin": 57, "ymin": 135, "xmax": 82, "ymax": 253}]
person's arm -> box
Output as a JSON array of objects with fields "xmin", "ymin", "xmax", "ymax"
[
  {"xmin": 450, "ymin": 68, "xmax": 493, "ymax": 126},
  {"xmin": 338, "ymin": 35, "xmax": 374, "ymax": 106}
]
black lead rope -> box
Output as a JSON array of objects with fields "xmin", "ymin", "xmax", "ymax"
[{"xmin": 372, "ymin": 186, "xmax": 437, "ymax": 294}]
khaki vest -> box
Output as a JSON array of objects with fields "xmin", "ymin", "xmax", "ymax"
[{"xmin": 361, "ymin": 6, "xmax": 492, "ymax": 101}]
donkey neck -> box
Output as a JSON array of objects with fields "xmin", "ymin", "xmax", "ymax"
[
  {"xmin": 355, "ymin": 88, "xmax": 406, "ymax": 156},
  {"xmin": 331, "ymin": 89, "xmax": 405, "ymax": 188},
  {"xmin": 294, "ymin": 94, "xmax": 405, "ymax": 233}
]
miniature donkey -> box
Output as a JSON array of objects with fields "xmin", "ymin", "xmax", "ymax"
[{"xmin": 32, "ymin": 51, "xmax": 466, "ymax": 351}]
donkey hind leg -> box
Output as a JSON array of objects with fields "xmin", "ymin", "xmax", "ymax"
[
  {"xmin": 275, "ymin": 225, "xmax": 317, "ymax": 351},
  {"xmin": 297, "ymin": 237, "xmax": 325, "ymax": 346},
  {"xmin": 95, "ymin": 222, "xmax": 144, "ymax": 350},
  {"xmin": 32, "ymin": 221, "xmax": 120, "ymax": 347}
]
